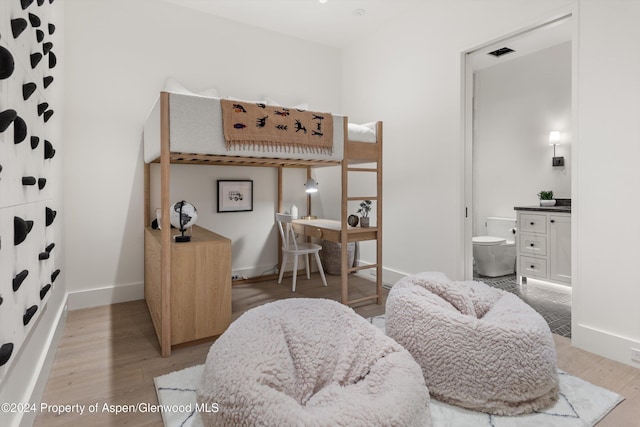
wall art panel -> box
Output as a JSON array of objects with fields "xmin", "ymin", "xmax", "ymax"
[{"xmin": 0, "ymin": 0, "xmax": 58, "ymax": 386}]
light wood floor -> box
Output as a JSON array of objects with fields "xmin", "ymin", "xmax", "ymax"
[{"xmin": 35, "ymin": 274, "xmax": 640, "ymax": 426}]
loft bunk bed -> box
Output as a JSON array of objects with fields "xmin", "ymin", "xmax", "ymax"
[{"xmin": 143, "ymin": 91, "xmax": 382, "ymax": 356}]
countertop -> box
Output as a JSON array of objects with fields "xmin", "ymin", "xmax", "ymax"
[{"xmin": 514, "ymin": 205, "xmax": 571, "ymax": 213}]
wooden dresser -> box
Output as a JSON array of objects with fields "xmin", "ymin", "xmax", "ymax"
[{"xmin": 144, "ymin": 225, "xmax": 231, "ymax": 353}]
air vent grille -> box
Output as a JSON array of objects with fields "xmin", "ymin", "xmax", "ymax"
[{"xmin": 487, "ymin": 47, "xmax": 515, "ymax": 57}]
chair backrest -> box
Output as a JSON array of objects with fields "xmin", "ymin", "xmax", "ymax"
[{"xmin": 275, "ymin": 213, "xmax": 298, "ymax": 251}]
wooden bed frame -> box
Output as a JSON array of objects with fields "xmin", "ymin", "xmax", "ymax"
[{"xmin": 143, "ymin": 92, "xmax": 382, "ymax": 356}]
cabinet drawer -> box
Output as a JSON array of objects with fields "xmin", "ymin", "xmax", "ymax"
[
  {"xmin": 520, "ymin": 256, "xmax": 547, "ymax": 278},
  {"xmin": 519, "ymin": 213, "xmax": 547, "ymax": 234},
  {"xmin": 519, "ymin": 234, "xmax": 547, "ymax": 256}
]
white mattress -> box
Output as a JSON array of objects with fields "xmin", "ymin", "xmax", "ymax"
[{"xmin": 143, "ymin": 92, "xmax": 376, "ymax": 163}]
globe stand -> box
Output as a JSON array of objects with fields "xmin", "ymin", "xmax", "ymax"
[{"xmin": 174, "ymin": 228, "xmax": 191, "ymax": 243}]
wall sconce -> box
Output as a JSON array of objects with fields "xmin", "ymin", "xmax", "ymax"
[{"xmin": 549, "ymin": 131, "xmax": 564, "ymax": 167}]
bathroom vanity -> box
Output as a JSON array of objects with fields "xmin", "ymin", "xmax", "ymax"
[{"xmin": 514, "ymin": 202, "xmax": 571, "ymax": 286}]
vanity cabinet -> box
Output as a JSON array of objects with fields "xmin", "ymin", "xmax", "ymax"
[{"xmin": 516, "ymin": 210, "xmax": 571, "ymax": 286}]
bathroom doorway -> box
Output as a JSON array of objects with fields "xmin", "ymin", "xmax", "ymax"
[{"xmin": 462, "ymin": 12, "xmax": 575, "ymax": 336}]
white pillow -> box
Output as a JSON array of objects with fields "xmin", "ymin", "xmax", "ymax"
[
  {"xmin": 164, "ymin": 77, "xmax": 192, "ymax": 95},
  {"xmin": 347, "ymin": 123, "xmax": 377, "ymax": 143},
  {"xmin": 164, "ymin": 77, "xmax": 220, "ymax": 98},
  {"xmin": 293, "ymin": 103, "xmax": 309, "ymax": 111},
  {"xmin": 262, "ymin": 96, "xmax": 281, "ymax": 106},
  {"xmin": 199, "ymin": 87, "xmax": 220, "ymax": 98}
]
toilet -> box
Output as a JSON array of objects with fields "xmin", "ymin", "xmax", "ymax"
[{"xmin": 473, "ymin": 217, "xmax": 517, "ymax": 277}]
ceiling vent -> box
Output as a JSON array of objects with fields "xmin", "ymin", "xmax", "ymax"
[{"xmin": 487, "ymin": 47, "xmax": 515, "ymax": 57}]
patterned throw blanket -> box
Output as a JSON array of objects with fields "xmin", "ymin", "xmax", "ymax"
[{"xmin": 221, "ymin": 99, "xmax": 333, "ymax": 154}]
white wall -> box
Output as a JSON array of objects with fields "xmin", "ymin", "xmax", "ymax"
[
  {"xmin": 60, "ymin": 0, "xmax": 640, "ymax": 367},
  {"xmin": 62, "ymin": 0, "xmax": 341, "ymax": 306},
  {"xmin": 341, "ymin": 0, "xmax": 640, "ymax": 367},
  {"xmin": 572, "ymin": 0, "xmax": 640, "ymax": 366},
  {"xmin": 341, "ymin": 0, "xmax": 575, "ymax": 279},
  {"xmin": 473, "ymin": 42, "xmax": 572, "ymax": 235}
]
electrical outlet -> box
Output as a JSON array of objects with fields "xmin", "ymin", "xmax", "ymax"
[
  {"xmin": 631, "ymin": 348, "xmax": 640, "ymax": 363},
  {"xmin": 231, "ymin": 274, "xmax": 240, "ymax": 281}
]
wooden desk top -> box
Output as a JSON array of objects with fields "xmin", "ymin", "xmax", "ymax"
[{"xmin": 292, "ymin": 218, "xmax": 378, "ymax": 243}]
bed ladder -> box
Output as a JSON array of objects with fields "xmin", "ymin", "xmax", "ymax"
[{"xmin": 340, "ymin": 121, "xmax": 383, "ymax": 305}]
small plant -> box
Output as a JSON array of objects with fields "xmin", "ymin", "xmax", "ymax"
[
  {"xmin": 357, "ymin": 200, "xmax": 372, "ymax": 218},
  {"xmin": 537, "ymin": 190, "xmax": 554, "ymax": 200}
]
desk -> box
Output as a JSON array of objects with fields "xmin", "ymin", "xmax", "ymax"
[{"xmin": 292, "ymin": 218, "xmax": 381, "ymax": 305}]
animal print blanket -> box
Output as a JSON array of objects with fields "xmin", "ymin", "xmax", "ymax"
[{"xmin": 221, "ymin": 99, "xmax": 333, "ymax": 154}]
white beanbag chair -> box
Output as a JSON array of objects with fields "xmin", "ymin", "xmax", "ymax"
[
  {"xmin": 386, "ymin": 272, "xmax": 559, "ymax": 416},
  {"xmin": 197, "ymin": 298, "xmax": 431, "ymax": 426}
]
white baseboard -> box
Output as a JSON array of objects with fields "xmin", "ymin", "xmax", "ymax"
[
  {"xmin": 67, "ymin": 282, "xmax": 144, "ymax": 310},
  {"xmin": 0, "ymin": 290, "xmax": 67, "ymax": 427},
  {"xmin": 232, "ymin": 265, "xmax": 279, "ymax": 280},
  {"xmin": 354, "ymin": 262, "xmax": 408, "ymax": 288},
  {"xmin": 572, "ymin": 322, "xmax": 640, "ymax": 368}
]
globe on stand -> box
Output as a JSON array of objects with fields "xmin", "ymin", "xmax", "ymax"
[{"xmin": 170, "ymin": 200, "xmax": 197, "ymax": 242}]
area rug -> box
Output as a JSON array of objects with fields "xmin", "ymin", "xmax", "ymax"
[{"xmin": 154, "ymin": 316, "xmax": 623, "ymax": 427}]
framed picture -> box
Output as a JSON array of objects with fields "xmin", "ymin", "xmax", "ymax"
[{"xmin": 217, "ymin": 180, "xmax": 253, "ymax": 212}]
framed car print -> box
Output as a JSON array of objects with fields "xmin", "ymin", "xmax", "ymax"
[{"xmin": 217, "ymin": 180, "xmax": 253, "ymax": 212}]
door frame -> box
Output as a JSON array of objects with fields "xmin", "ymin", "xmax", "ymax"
[{"xmin": 460, "ymin": 7, "xmax": 578, "ymax": 281}]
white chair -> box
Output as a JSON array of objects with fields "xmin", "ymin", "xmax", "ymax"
[{"xmin": 275, "ymin": 213, "xmax": 327, "ymax": 292}]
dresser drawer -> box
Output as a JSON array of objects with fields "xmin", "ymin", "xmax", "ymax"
[
  {"xmin": 519, "ymin": 234, "xmax": 547, "ymax": 256},
  {"xmin": 519, "ymin": 213, "xmax": 547, "ymax": 234},
  {"xmin": 520, "ymin": 256, "xmax": 547, "ymax": 278}
]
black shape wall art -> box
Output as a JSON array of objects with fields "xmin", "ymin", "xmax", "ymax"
[
  {"xmin": 21, "ymin": 0, "xmax": 34, "ymax": 10},
  {"xmin": 44, "ymin": 139, "xmax": 55, "ymax": 159},
  {"xmin": 0, "ymin": 46, "xmax": 15, "ymax": 79},
  {"xmin": 43, "ymin": 109, "xmax": 54, "ymax": 122},
  {"xmin": 13, "ymin": 116, "xmax": 28, "ymax": 143},
  {"xmin": 30, "ymin": 52, "xmax": 43, "ymax": 69},
  {"xmin": 1, "ymin": 0, "xmax": 60, "ymax": 384},
  {"xmin": 39, "ymin": 284, "xmax": 51, "ymax": 300},
  {"xmin": 45, "ymin": 207, "xmax": 56, "ymax": 225},
  {"xmin": 0, "ymin": 343, "xmax": 14, "ymax": 366},
  {"xmin": 28, "ymin": 13, "xmax": 41, "ymax": 27},
  {"xmin": 0, "ymin": 110, "xmax": 18, "ymax": 131},
  {"xmin": 23, "ymin": 305, "xmax": 38, "ymax": 325},
  {"xmin": 48, "ymin": 51, "xmax": 56, "ymax": 69},
  {"xmin": 13, "ymin": 270, "xmax": 29, "ymax": 292},
  {"xmin": 37, "ymin": 102, "xmax": 48, "ymax": 116},
  {"xmin": 23, "ymin": 82, "xmax": 37, "ymax": 100},
  {"xmin": 11, "ymin": 18, "xmax": 28, "ymax": 39},
  {"xmin": 22, "ymin": 176, "xmax": 37, "ymax": 186},
  {"xmin": 14, "ymin": 216, "xmax": 34, "ymax": 245}
]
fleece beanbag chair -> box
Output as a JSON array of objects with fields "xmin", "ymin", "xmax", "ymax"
[
  {"xmin": 198, "ymin": 298, "xmax": 431, "ymax": 426},
  {"xmin": 386, "ymin": 272, "xmax": 559, "ymax": 416}
]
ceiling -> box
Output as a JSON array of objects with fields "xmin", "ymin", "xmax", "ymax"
[
  {"xmin": 163, "ymin": 0, "xmax": 421, "ymax": 48},
  {"xmin": 163, "ymin": 0, "xmax": 572, "ymax": 58}
]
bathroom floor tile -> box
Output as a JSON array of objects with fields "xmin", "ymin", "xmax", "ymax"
[{"xmin": 475, "ymin": 273, "xmax": 572, "ymax": 338}]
